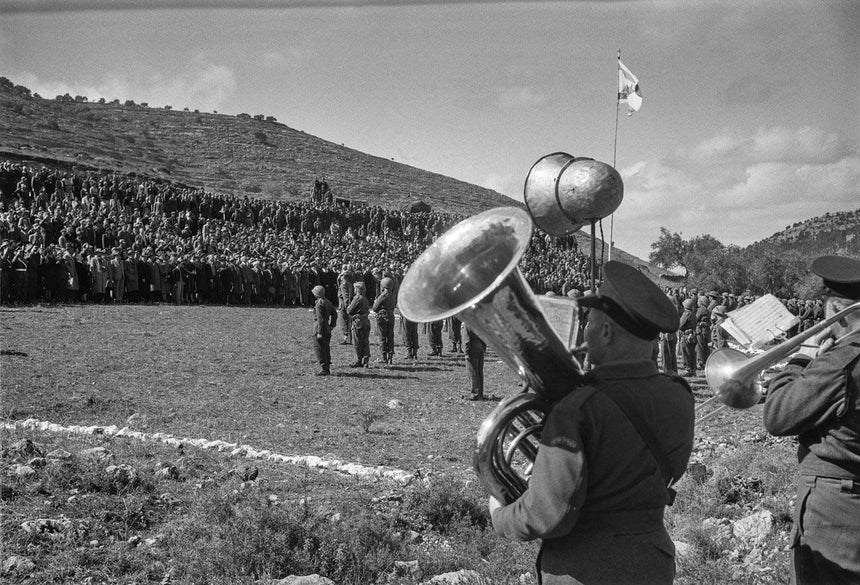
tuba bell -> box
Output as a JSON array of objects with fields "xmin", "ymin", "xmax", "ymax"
[{"xmin": 398, "ymin": 207, "xmax": 585, "ymax": 504}]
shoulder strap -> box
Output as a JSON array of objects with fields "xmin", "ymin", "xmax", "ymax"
[{"xmin": 598, "ymin": 388, "xmax": 678, "ymax": 505}]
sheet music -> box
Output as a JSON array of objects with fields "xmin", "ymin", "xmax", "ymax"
[
  {"xmin": 722, "ymin": 294, "xmax": 800, "ymax": 350},
  {"xmin": 536, "ymin": 296, "xmax": 580, "ymax": 349}
]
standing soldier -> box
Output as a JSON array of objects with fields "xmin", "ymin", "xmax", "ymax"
[
  {"xmin": 337, "ymin": 263, "xmax": 354, "ymax": 345},
  {"xmin": 347, "ymin": 281, "xmax": 371, "ymax": 367},
  {"xmin": 710, "ymin": 305, "xmax": 731, "ymax": 350},
  {"xmin": 311, "ymin": 285, "xmax": 337, "ymax": 376},
  {"xmin": 372, "ymin": 277, "xmax": 397, "ymax": 365},
  {"xmin": 448, "ymin": 315, "xmax": 464, "ymax": 353},
  {"xmin": 678, "ymin": 298, "xmax": 698, "ymax": 377},
  {"xmin": 695, "ymin": 295, "xmax": 712, "ymax": 371},
  {"xmin": 464, "ymin": 326, "xmax": 486, "ymax": 400}
]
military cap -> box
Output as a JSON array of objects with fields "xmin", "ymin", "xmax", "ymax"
[
  {"xmin": 811, "ymin": 255, "xmax": 860, "ymax": 300},
  {"xmin": 577, "ymin": 261, "xmax": 680, "ymax": 339},
  {"xmin": 311, "ymin": 285, "xmax": 325, "ymax": 298}
]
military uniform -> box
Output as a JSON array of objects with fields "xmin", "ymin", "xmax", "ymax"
[
  {"xmin": 763, "ymin": 256, "xmax": 860, "ymax": 584},
  {"xmin": 346, "ymin": 285, "xmax": 371, "ymax": 367},
  {"xmin": 491, "ymin": 261, "xmax": 695, "ymax": 585},
  {"xmin": 312, "ymin": 285, "xmax": 337, "ymax": 375}
]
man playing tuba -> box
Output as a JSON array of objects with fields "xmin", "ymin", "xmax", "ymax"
[{"xmin": 489, "ymin": 261, "xmax": 695, "ymax": 585}]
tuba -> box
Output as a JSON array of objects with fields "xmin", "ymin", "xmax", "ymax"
[
  {"xmin": 398, "ymin": 207, "xmax": 584, "ymax": 504},
  {"xmin": 399, "ymin": 156, "xmax": 623, "ymax": 504}
]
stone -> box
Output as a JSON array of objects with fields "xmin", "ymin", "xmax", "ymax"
[
  {"xmin": 732, "ymin": 510, "xmax": 773, "ymax": 548},
  {"xmin": 673, "ymin": 540, "xmax": 694, "ymax": 560},
  {"xmin": 386, "ymin": 399, "xmax": 403, "ymax": 409},
  {"xmin": 422, "ymin": 569, "xmax": 484, "ymax": 584},
  {"xmin": 5, "ymin": 439, "xmax": 42, "ymax": 460},
  {"xmin": 2, "ymin": 555, "xmax": 35, "ymax": 576},
  {"xmin": 11, "ymin": 464, "xmax": 36, "ymax": 478},
  {"xmin": 105, "ymin": 464, "xmax": 139, "ymax": 487},
  {"xmin": 269, "ymin": 575, "xmax": 335, "ymax": 585},
  {"xmin": 45, "ymin": 448, "xmax": 72, "ymax": 460},
  {"xmin": 155, "ymin": 464, "xmax": 179, "ymax": 480}
]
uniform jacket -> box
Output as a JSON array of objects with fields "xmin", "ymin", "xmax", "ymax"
[
  {"xmin": 346, "ymin": 294, "xmax": 370, "ymax": 330},
  {"xmin": 313, "ymin": 297, "xmax": 337, "ymax": 337},
  {"xmin": 492, "ymin": 360, "xmax": 695, "ymax": 585},
  {"xmin": 764, "ymin": 330, "xmax": 860, "ymax": 479}
]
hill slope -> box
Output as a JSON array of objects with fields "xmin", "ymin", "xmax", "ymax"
[
  {"xmin": 747, "ymin": 209, "xmax": 860, "ymax": 258},
  {"xmin": 0, "ymin": 78, "xmax": 516, "ymax": 215},
  {"xmin": 0, "ymin": 78, "xmax": 663, "ymax": 273}
]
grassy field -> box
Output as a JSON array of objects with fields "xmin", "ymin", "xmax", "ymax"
[{"xmin": 1, "ymin": 303, "xmax": 795, "ymax": 584}]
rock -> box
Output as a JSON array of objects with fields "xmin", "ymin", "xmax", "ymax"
[
  {"xmin": 404, "ymin": 530, "xmax": 422, "ymax": 544},
  {"xmin": 422, "ymin": 569, "xmax": 484, "ymax": 584},
  {"xmin": 269, "ymin": 575, "xmax": 335, "ymax": 585},
  {"xmin": 45, "ymin": 448, "xmax": 72, "ymax": 460},
  {"xmin": 10, "ymin": 464, "xmax": 36, "ymax": 478},
  {"xmin": 2, "ymin": 555, "xmax": 35, "ymax": 576},
  {"xmin": 105, "ymin": 464, "xmax": 139, "ymax": 487},
  {"xmin": 393, "ymin": 560, "xmax": 422, "ymax": 580},
  {"xmin": 673, "ymin": 540, "xmax": 694, "ymax": 560},
  {"xmin": 386, "ymin": 399, "xmax": 403, "ymax": 409},
  {"xmin": 81, "ymin": 447, "xmax": 111, "ymax": 462},
  {"xmin": 5, "ymin": 439, "xmax": 42, "ymax": 460},
  {"xmin": 20, "ymin": 517, "xmax": 69, "ymax": 536},
  {"xmin": 155, "ymin": 464, "xmax": 180, "ymax": 480},
  {"xmin": 732, "ymin": 509, "xmax": 773, "ymax": 548},
  {"xmin": 686, "ymin": 462, "xmax": 710, "ymax": 484},
  {"xmin": 127, "ymin": 535, "xmax": 141, "ymax": 547}
]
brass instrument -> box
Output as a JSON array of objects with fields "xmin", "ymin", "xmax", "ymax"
[
  {"xmin": 398, "ymin": 207, "xmax": 584, "ymax": 503},
  {"xmin": 696, "ymin": 301, "xmax": 860, "ymax": 424}
]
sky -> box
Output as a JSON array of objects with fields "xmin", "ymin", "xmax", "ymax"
[{"xmin": 1, "ymin": 0, "xmax": 857, "ymax": 260}]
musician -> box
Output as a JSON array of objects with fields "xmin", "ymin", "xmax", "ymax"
[
  {"xmin": 763, "ymin": 255, "xmax": 860, "ymax": 584},
  {"xmin": 489, "ymin": 261, "xmax": 694, "ymax": 585}
]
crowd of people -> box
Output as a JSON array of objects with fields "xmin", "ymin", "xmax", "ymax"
[{"xmin": 0, "ymin": 160, "xmax": 591, "ymax": 308}]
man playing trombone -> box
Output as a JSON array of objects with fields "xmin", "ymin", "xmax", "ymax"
[{"xmin": 763, "ymin": 255, "xmax": 860, "ymax": 585}]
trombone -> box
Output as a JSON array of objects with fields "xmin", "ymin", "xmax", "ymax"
[{"xmin": 696, "ymin": 301, "xmax": 860, "ymax": 425}]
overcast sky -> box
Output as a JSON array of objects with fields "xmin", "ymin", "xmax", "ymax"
[{"xmin": 1, "ymin": 0, "xmax": 857, "ymax": 259}]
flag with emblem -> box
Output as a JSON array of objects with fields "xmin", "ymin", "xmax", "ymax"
[{"xmin": 618, "ymin": 59, "xmax": 643, "ymax": 115}]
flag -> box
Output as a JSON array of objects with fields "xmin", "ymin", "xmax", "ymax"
[{"xmin": 618, "ymin": 59, "xmax": 643, "ymax": 115}]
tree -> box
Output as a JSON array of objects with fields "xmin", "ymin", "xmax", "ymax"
[
  {"xmin": 649, "ymin": 227, "xmax": 688, "ymax": 275},
  {"xmin": 684, "ymin": 234, "xmax": 724, "ymax": 279}
]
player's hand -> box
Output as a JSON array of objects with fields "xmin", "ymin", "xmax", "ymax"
[{"xmin": 797, "ymin": 327, "xmax": 835, "ymax": 358}]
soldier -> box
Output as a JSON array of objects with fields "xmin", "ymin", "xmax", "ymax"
[
  {"xmin": 337, "ymin": 263, "xmax": 354, "ymax": 345},
  {"xmin": 763, "ymin": 255, "xmax": 860, "ymax": 584},
  {"xmin": 311, "ymin": 285, "xmax": 337, "ymax": 376},
  {"xmin": 490, "ymin": 261, "xmax": 694, "ymax": 584}
]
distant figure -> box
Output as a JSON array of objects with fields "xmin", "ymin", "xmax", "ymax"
[
  {"xmin": 347, "ymin": 281, "xmax": 371, "ymax": 367},
  {"xmin": 465, "ymin": 326, "xmax": 486, "ymax": 400},
  {"xmin": 372, "ymin": 277, "xmax": 397, "ymax": 365},
  {"xmin": 311, "ymin": 285, "xmax": 337, "ymax": 376}
]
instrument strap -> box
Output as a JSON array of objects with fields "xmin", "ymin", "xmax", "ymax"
[{"xmin": 599, "ymin": 389, "xmax": 678, "ymax": 505}]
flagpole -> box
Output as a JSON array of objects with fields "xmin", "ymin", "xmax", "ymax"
[{"xmin": 609, "ymin": 49, "xmax": 621, "ymax": 263}]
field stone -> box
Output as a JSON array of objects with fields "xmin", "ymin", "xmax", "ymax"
[
  {"xmin": 673, "ymin": 540, "xmax": 694, "ymax": 560},
  {"xmin": 422, "ymin": 569, "xmax": 483, "ymax": 584},
  {"xmin": 10, "ymin": 464, "xmax": 36, "ymax": 478},
  {"xmin": 2, "ymin": 555, "xmax": 35, "ymax": 576},
  {"xmin": 105, "ymin": 464, "xmax": 139, "ymax": 487},
  {"xmin": 732, "ymin": 510, "xmax": 773, "ymax": 547},
  {"xmin": 45, "ymin": 448, "xmax": 72, "ymax": 460},
  {"xmin": 269, "ymin": 575, "xmax": 335, "ymax": 585},
  {"xmin": 5, "ymin": 438, "xmax": 42, "ymax": 460}
]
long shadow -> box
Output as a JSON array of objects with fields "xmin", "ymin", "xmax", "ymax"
[{"xmin": 333, "ymin": 372, "xmax": 421, "ymax": 380}]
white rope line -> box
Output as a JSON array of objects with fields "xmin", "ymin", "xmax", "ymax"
[{"xmin": 3, "ymin": 418, "xmax": 417, "ymax": 485}]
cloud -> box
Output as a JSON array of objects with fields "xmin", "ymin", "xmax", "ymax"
[
  {"xmin": 611, "ymin": 125, "xmax": 860, "ymax": 258},
  {"xmin": 12, "ymin": 62, "xmax": 237, "ymax": 112}
]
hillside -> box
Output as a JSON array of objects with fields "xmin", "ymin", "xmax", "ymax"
[
  {"xmin": 747, "ymin": 209, "xmax": 860, "ymax": 258},
  {"xmin": 0, "ymin": 78, "xmax": 517, "ymax": 216},
  {"xmin": 0, "ymin": 78, "xmax": 664, "ymax": 276}
]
